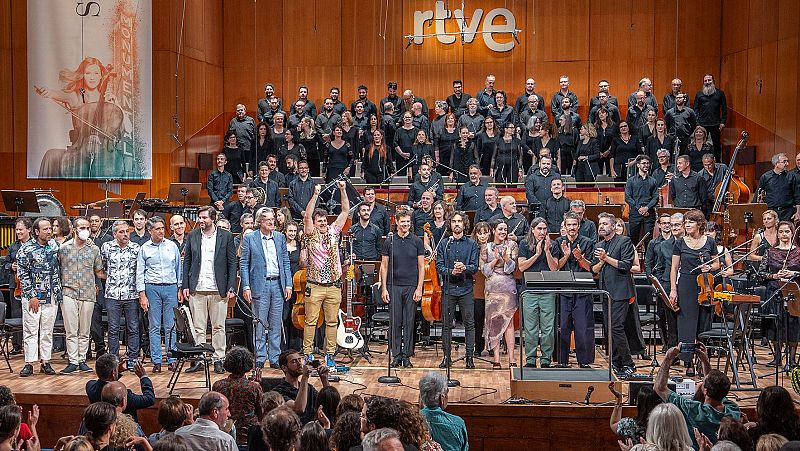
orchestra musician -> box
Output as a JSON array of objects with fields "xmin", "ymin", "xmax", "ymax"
[
  {"xmin": 669, "ymin": 154, "xmax": 709, "ymax": 215},
  {"xmin": 592, "ymin": 213, "xmax": 637, "ymax": 376},
  {"xmin": 381, "ymin": 208, "xmax": 425, "ymax": 368},
  {"xmin": 491, "ymin": 196, "xmax": 529, "ymax": 243},
  {"xmin": 651, "ymin": 149, "xmax": 674, "ymax": 188},
  {"xmin": 301, "ymin": 181, "xmax": 350, "ymax": 368},
  {"xmin": 756, "ymin": 153, "xmax": 800, "ymax": 222},
  {"xmin": 435, "ymin": 212, "xmax": 479, "ymax": 369},
  {"xmin": 569, "ymin": 200, "xmax": 598, "ymax": 242},
  {"xmin": 455, "ymin": 165, "xmax": 487, "ymax": 212},
  {"xmin": 669, "ymin": 209, "xmax": 719, "ymax": 375},
  {"xmin": 553, "ymin": 212, "xmax": 596, "ymax": 368},
  {"xmin": 412, "ymin": 191, "xmax": 435, "ymax": 237},
  {"xmin": 758, "ymin": 220, "xmax": 800, "ymax": 367},
  {"xmin": 348, "ymin": 203, "xmax": 382, "ymax": 262},
  {"xmin": 653, "ymin": 213, "xmax": 684, "ymax": 352},
  {"xmin": 625, "ymin": 155, "xmax": 659, "ymax": 245},
  {"xmin": 748, "ymin": 210, "xmax": 779, "ymax": 262},
  {"xmin": 354, "ymin": 187, "xmax": 391, "ymax": 237},
  {"xmin": 518, "ymin": 218, "xmax": 559, "ymax": 368},
  {"xmin": 705, "ymin": 222, "xmax": 734, "ymax": 279},
  {"xmin": 408, "ymin": 162, "xmax": 443, "ymax": 208},
  {"xmin": 541, "ymin": 179, "xmax": 571, "ymax": 234},
  {"xmin": 475, "ymin": 187, "xmax": 501, "ymax": 223}
]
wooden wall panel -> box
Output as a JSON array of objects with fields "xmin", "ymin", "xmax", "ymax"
[{"xmin": 722, "ymin": 0, "xmax": 750, "ymax": 56}]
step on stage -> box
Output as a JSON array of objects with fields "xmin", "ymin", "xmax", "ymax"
[{"xmin": 0, "ymin": 343, "xmax": 790, "ymax": 451}]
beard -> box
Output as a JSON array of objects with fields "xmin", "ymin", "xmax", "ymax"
[{"xmin": 702, "ymin": 84, "xmax": 716, "ymax": 96}]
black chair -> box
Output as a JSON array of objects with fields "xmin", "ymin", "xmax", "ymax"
[
  {"xmin": 167, "ymin": 306, "xmax": 213, "ymax": 395},
  {"xmin": 0, "ymin": 303, "xmax": 13, "ymax": 372},
  {"xmin": 3, "ymin": 307, "xmax": 22, "ymax": 370}
]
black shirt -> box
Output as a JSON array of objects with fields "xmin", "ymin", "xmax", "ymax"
[
  {"xmin": 349, "ymin": 222, "xmax": 383, "ymax": 261},
  {"xmin": 693, "ymin": 89, "xmax": 728, "ymax": 126},
  {"xmin": 408, "ymin": 179, "xmax": 442, "ymax": 207},
  {"xmin": 758, "ymin": 170, "xmax": 800, "ymax": 210},
  {"xmin": 490, "ymin": 212, "xmax": 530, "ymax": 239},
  {"xmin": 381, "ymin": 233, "xmax": 424, "ymax": 286},
  {"xmin": 447, "ymin": 93, "xmax": 472, "ymax": 118},
  {"xmin": 518, "ymin": 238, "xmax": 557, "ymax": 272},
  {"xmin": 670, "ymin": 171, "xmax": 709, "ymax": 210},
  {"xmin": 625, "ymin": 174, "xmax": 660, "ymax": 217},
  {"xmin": 552, "ymin": 235, "xmax": 595, "ymax": 272},
  {"xmin": 456, "ymin": 182, "xmax": 487, "ymax": 211},
  {"xmin": 475, "ymin": 205, "xmax": 500, "ymax": 223},
  {"xmin": 665, "ymin": 107, "xmax": 697, "ymax": 139},
  {"xmin": 542, "ymin": 195, "xmax": 571, "ymax": 233},
  {"xmin": 272, "ymin": 379, "xmax": 318, "ymax": 424},
  {"xmin": 701, "ymin": 163, "xmax": 729, "ymax": 203},
  {"xmin": 223, "ymin": 201, "xmax": 246, "ymax": 233},
  {"xmin": 412, "ymin": 208, "xmax": 433, "ymax": 237}
]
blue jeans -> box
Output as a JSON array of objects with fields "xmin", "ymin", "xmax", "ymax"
[
  {"xmin": 106, "ymin": 298, "xmax": 140, "ymax": 362},
  {"xmin": 253, "ymin": 279, "xmax": 284, "ymax": 366},
  {"xmin": 144, "ymin": 284, "xmax": 178, "ymax": 364}
]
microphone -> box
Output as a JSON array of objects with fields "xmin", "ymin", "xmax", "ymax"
[{"xmin": 584, "ymin": 385, "xmax": 595, "ymax": 405}]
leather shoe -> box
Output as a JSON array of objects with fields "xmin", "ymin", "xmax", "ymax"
[
  {"xmin": 438, "ymin": 357, "xmax": 450, "ymax": 369},
  {"xmin": 9, "ymin": 348, "xmax": 22, "ymax": 356},
  {"xmin": 402, "ymin": 358, "xmax": 413, "ymax": 368},
  {"xmin": 185, "ymin": 362, "xmax": 205, "ymax": 373},
  {"xmin": 41, "ymin": 363, "xmax": 55, "ymax": 375},
  {"xmin": 214, "ymin": 361, "xmax": 225, "ymax": 374},
  {"xmin": 465, "ymin": 357, "xmax": 475, "ymax": 369},
  {"xmin": 579, "ymin": 363, "xmax": 592, "ymax": 369},
  {"xmin": 19, "ymin": 364, "xmax": 32, "ymax": 377},
  {"xmin": 390, "ymin": 357, "xmax": 403, "ymax": 368},
  {"xmin": 152, "ymin": 364, "xmax": 162, "ymax": 373},
  {"xmin": 269, "ymin": 363, "xmax": 280, "ymax": 369}
]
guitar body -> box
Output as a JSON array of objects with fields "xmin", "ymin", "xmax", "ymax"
[{"xmin": 336, "ymin": 309, "xmax": 364, "ymax": 349}]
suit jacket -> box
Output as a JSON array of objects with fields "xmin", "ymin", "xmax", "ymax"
[
  {"xmin": 239, "ymin": 230, "xmax": 292, "ymax": 297},
  {"xmin": 85, "ymin": 377, "xmax": 155, "ymax": 423},
  {"xmin": 593, "ymin": 234, "xmax": 636, "ymax": 301},
  {"xmin": 182, "ymin": 227, "xmax": 237, "ymax": 298}
]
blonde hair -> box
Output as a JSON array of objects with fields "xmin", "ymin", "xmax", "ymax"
[
  {"xmin": 645, "ymin": 404, "xmax": 693, "ymax": 451},
  {"xmin": 756, "ymin": 433, "xmax": 788, "ymax": 451},
  {"xmin": 109, "ymin": 413, "xmax": 138, "ymax": 449},
  {"xmin": 63, "ymin": 437, "xmax": 93, "ymax": 451}
]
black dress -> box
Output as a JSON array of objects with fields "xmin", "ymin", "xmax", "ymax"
[
  {"xmin": 596, "ymin": 123, "xmax": 617, "ymax": 175},
  {"xmin": 673, "ymin": 237, "xmax": 718, "ymax": 362},
  {"xmin": 282, "ymin": 245, "xmax": 302, "ymax": 351},
  {"xmin": 436, "ymin": 128, "xmax": 459, "ymax": 176},
  {"xmin": 611, "ymin": 135, "xmax": 639, "ymax": 182},
  {"xmin": 363, "ymin": 148, "xmax": 389, "ymax": 184},
  {"xmin": 450, "ymin": 140, "xmax": 477, "ymax": 184},
  {"xmin": 254, "ymin": 137, "xmax": 273, "ymax": 169},
  {"xmin": 474, "ymin": 131, "xmax": 498, "ymax": 174},
  {"xmin": 574, "ymin": 138, "xmax": 600, "ymax": 183},
  {"xmin": 393, "ymin": 126, "xmax": 418, "ymax": 171},
  {"xmin": 759, "ymin": 246, "xmax": 800, "ymax": 342},
  {"xmin": 325, "ymin": 141, "xmax": 352, "ymax": 182},
  {"xmin": 222, "ymin": 146, "xmax": 244, "ymax": 184},
  {"xmin": 278, "ymin": 143, "xmax": 305, "ymax": 174},
  {"xmin": 531, "ymin": 136, "xmax": 560, "ymax": 166},
  {"xmin": 492, "ymin": 137, "xmax": 527, "ymax": 184},
  {"xmin": 645, "ymin": 134, "xmax": 675, "ymax": 164},
  {"xmin": 686, "ymin": 142, "xmax": 713, "ymax": 172},
  {"xmin": 299, "ymin": 133, "xmax": 324, "ymax": 177},
  {"xmin": 271, "ymin": 127, "xmax": 287, "ymax": 151},
  {"xmin": 342, "ymin": 126, "xmax": 361, "ymax": 176}
]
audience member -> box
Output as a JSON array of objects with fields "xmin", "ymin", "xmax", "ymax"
[
  {"xmin": 419, "ymin": 372, "xmax": 467, "ymax": 451},
  {"xmin": 362, "ymin": 428, "xmax": 404, "ymax": 451},
  {"xmin": 86, "ymin": 354, "xmax": 155, "ymax": 423},
  {"xmin": 262, "ymin": 405, "xmax": 302, "ymax": 451},
  {"xmin": 397, "ymin": 400, "xmax": 442, "ymax": 451},
  {"xmin": 273, "ymin": 349, "xmax": 331, "ymax": 424},
  {"xmin": 211, "ymin": 346, "xmax": 263, "ymax": 446},
  {"xmin": 331, "ymin": 411, "xmax": 362, "ymax": 451},
  {"xmin": 718, "ymin": 417, "xmax": 753, "ymax": 451},
  {"xmin": 314, "ymin": 386, "xmax": 340, "ymax": 428},
  {"xmin": 0, "ymin": 386, "xmax": 34, "ymax": 444},
  {"xmin": 746, "ymin": 386, "xmax": 800, "ymax": 443},
  {"xmin": 83, "ymin": 402, "xmax": 118, "ymax": 451},
  {"xmin": 757, "ymin": 434, "xmax": 789, "ymax": 451},
  {"xmin": 0, "ymin": 405, "xmax": 23, "ymax": 451},
  {"xmin": 148, "ymin": 396, "xmax": 193, "ymax": 445},
  {"xmin": 336, "ymin": 394, "xmax": 365, "ymax": 418},
  {"xmin": 609, "ymin": 382, "xmax": 662, "ymax": 444},
  {"xmin": 641, "ymin": 403, "xmax": 694, "ymax": 451},
  {"xmin": 711, "ymin": 442, "xmax": 743, "ymax": 451},
  {"xmin": 298, "ymin": 421, "xmax": 329, "ymax": 451},
  {"xmin": 175, "ymin": 392, "xmax": 237, "ymax": 451}
]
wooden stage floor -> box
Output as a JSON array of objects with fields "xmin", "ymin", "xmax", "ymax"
[{"xmin": 0, "ymin": 341, "xmax": 794, "ymax": 408}]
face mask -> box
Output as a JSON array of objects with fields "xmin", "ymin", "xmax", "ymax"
[{"xmin": 78, "ymin": 229, "xmax": 91, "ymax": 241}]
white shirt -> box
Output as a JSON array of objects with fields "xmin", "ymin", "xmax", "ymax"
[
  {"xmin": 196, "ymin": 229, "xmax": 218, "ymax": 292},
  {"xmin": 260, "ymin": 231, "xmax": 279, "ymax": 277}
]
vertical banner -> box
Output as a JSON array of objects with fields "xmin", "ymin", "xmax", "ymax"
[{"xmin": 27, "ymin": 0, "xmax": 152, "ymax": 180}]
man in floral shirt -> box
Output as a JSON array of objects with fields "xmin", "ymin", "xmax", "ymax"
[
  {"xmin": 16, "ymin": 217, "xmax": 62, "ymax": 377},
  {"xmin": 101, "ymin": 220, "xmax": 141, "ymax": 370}
]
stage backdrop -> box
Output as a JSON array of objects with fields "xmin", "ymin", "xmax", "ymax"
[{"xmin": 27, "ymin": 0, "xmax": 152, "ymax": 180}]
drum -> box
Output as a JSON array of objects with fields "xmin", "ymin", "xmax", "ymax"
[{"xmin": 24, "ymin": 194, "xmax": 66, "ymax": 217}]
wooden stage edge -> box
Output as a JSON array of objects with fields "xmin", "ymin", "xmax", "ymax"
[{"xmin": 1, "ymin": 343, "xmax": 788, "ymax": 451}]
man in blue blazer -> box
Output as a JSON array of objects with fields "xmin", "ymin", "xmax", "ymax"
[{"xmin": 240, "ymin": 208, "xmax": 293, "ymax": 368}]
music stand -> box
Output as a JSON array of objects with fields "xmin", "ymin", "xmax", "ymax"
[
  {"xmin": 167, "ymin": 183, "xmax": 201, "ymax": 206},
  {"xmin": 584, "ymin": 204, "xmax": 623, "ymax": 225},
  {"xmin": 128, "ymin": 192, "xmax": 147, "ymax": 218},
  {"xmin": 1, "ymin": 190, "xmax": 40, "ymax": 217}
]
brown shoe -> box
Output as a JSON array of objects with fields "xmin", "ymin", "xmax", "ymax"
[{"xmin": 152, "ymin": 364, "xmax": 162, "ymax": 373}]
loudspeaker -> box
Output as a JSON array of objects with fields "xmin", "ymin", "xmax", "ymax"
[
  {"xmin": 179, "ymin": 167, "xmax": 199, "ymax": 183},
  {"xmin": 198, "ymin": 153, "xmax": 214, "ymax": 170}
]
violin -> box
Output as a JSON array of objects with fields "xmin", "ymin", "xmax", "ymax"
[
  {"xmin": 421, "ymin": 223, "xmax": 442, "ymax": 322},
  {"xmin": 696, "ymin": 253, "xmax": 722, "ymax": 317}
]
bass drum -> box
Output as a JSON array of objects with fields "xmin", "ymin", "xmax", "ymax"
[{"xmin": 24, "ymin": 194, "xmax": 66, "ymax": 218}]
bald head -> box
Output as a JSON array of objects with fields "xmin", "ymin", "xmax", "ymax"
[{"xmin": 101, "ymin": 381, "xmax": 128, "ymax": 411}]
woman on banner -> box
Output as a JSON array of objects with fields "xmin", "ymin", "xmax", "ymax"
[{"xmin": 35, "ymin": 56, "xmax": 124, "ymax": 178}]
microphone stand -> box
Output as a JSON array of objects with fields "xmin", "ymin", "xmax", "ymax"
[
  {"xmin": 378, "ymin": 232, "xmax": 400, "ymax": 384},
  {"xmin": 441, "ymin": 237, "xmax": 460, "ymax": 387},
  {"xmin": 234, "ymin": 292, "xmax": 271, "ymax": 367}
]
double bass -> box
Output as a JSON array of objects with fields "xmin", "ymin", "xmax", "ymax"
[
  {"xmin": 421, "ymin": 223, "xmax": 442, "ymax": 322},
  {"xmin": 712, "ymin": 131, "xmax": 750, "ymax": 212},
  {"xmin": 291, "ymin": 270, "xmax": 324, "ymax": 330}
]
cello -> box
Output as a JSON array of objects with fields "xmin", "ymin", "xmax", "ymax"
[
  {"xmin": 291, "ymin": 270, "xmax": 324, "ymax": 330},
  {"xmin": 421, "ymin": 223, "xmax": 442, "ymax": 322},
  {"xmin": 712, "ymin": 131, "xmax": 750, "ymax": 212}
]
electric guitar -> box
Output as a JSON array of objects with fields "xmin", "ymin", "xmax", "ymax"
[{"xmin": 336, "ymin": 233, "xmax": 364, "ymax": 349}]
